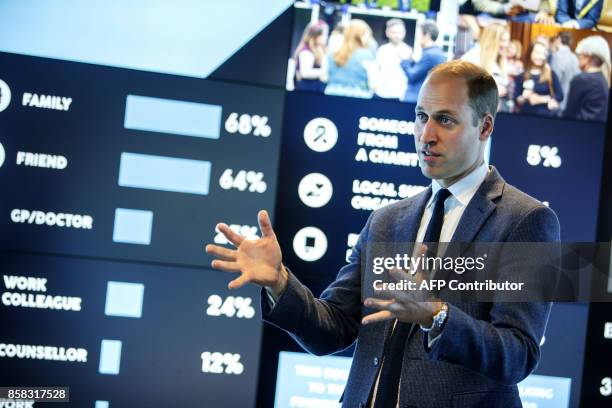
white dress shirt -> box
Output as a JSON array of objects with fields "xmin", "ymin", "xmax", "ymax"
[{"xmin": 416, "ymin": 162, "xmax": 490, "ymax": 244}]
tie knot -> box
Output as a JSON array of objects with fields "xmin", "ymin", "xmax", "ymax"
[{"xmin": 435, "ymin": 188, "xmax": 452, "ymax": 205}]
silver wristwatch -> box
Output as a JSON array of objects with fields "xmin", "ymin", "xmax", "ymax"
[{"xmin": 421, "ymin": 302, "xmax": 449, "ymax": 332}]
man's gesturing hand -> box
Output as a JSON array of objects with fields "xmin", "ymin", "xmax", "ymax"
[
  {"xmin": 205, "ymin": 210, "xmax": 288, "ymax": 297},
  {"xmin": 361, "ymin": 244, "xmax": 442, "ymax": 327},
  {"xmin": 362, "ymin": 267, "xmax": 442, "ymax": 327}
]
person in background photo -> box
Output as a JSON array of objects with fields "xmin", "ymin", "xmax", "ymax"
[
  {"xmin": 507, "ymin": 39, "xmax": 525, "ymax": 76},
  {"xmin": 515, "ymin": 41, "xmax": 564, "ymax": 116},
  {"xmin": 461, "ymin": 22, "xmax": 512, "ymax": 111},
  {"xmin": 469, "ymin": 0, "xmax": 555, "ymax": 25},
  {"xmin": 325, "ymin": 19, "xmax": 377, "ymax": 99},
  {"xmin": 550, "ymin": 31, "xmax": 580, "ymax": 112},
  {"xmin": 534, "ymin": 34, "xmax": 551, "ymax": 48},
  {"xmin": 455, "ymin": 14, "xmax": 481, "ymax": 58},
  {"xmin": 556, "ymin": 0, "xmax": 604, "ymax": 29},
  {"xmin": 564, "ymin": 35, "xmax": 611, "ymax": 121},
  {"xmin": 328, "ymin": 22, "xmax": 346, "ymax": 55},
  {"xmin": 401, "ymin": 20, "xmax": 447, "ymax": 103},
  {"xmin": 293, "ymin": 21, "xmax": 329, "ymax": 93},
  {"xmin": 375, "ymin": 18, "xmax": 412, "ymax": 100}
]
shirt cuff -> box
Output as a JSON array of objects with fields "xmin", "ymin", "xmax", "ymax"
[
  {"xmin": 427, "ymin": 329, "xmax": 442, "ymax": 348},
  {"xmin": 264, "ymin": 287, "xmax": 277, "ymax": 308}
]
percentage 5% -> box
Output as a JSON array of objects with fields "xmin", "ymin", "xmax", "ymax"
[
  {"xmin": 225, "ymin": 113, "xmax": 271, "ymax": 137},
  {"xmin": 201, "ymin": 352, "xmax": 244, "ymax": 375},
  {"xmin": 219, "ymin": 169, "xmax": 267, "ymax": 193},
  {"xmin": 206, "ymin": 295, "xmax": 256, "ymax": 319},
  {"xmin": 526, "ymin": 145, "xmax": 562, "ymax": 168}
]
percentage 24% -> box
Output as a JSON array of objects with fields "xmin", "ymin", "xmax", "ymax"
[
  {"xmin": 206, "ymin": 295, "xmax": 255, "ymax": 319},
  {"xmin": 219, "ymin": 169, "xmax": 267, "ymax": 193},
  {"xmin": 225, "ymin": 113, "xmax": 271, "ymax": 137}
]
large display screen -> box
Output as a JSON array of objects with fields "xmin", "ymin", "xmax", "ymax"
[{"xmin": 0, "ymin": 1, "xmax": 610, "ymax": 407}]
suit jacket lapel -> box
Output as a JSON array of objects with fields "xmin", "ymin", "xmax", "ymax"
[
  {"xmin": 431, "ymin": 167, "xmax": 505, "ymax": 298},
  {"xmin": 394, "ymin": 187, "xmax": 432, "ymax": 244},
  {"xmin": 450, "ymin": 166, "xmax": 504, "ymax": 244}
]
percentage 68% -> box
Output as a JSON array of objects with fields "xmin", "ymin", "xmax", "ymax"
[{"xmin": 225, "ymin": 113, "xmax": 271, "ymax": 137}]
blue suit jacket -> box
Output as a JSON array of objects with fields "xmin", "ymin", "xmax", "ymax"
[
  {"xmin": 262, "ymin": 167, "xmax": 560, "ymax": 407},
  {"xmin": 556, "ymin": 0, "xmax": 603, "ymax": 29},
  {"xmin": 401, "ymin": 46, "xmax": 447, "ymax": 103}
]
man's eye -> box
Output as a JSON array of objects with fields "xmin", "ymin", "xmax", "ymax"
[
  {"xmin": 439, "ymin": 116, "xmax": 453, "ymax": 125},
  {"xmin": 416, "ymin": 112, "xmax": 427, "ymax": 122}
]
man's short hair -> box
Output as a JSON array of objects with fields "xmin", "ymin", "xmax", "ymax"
[
  {"xmin": 420, "ymin": 20, "xmax": 439, "ymax": 42},
  {"xmin": 386, "ymin": 18, "xmax": 405, "ymax": 30},
  {"xmin": 428, "ymin": 60, "xmax": 499, "ymax": 125},
  {"xmin": 557, "ymin": 31, "xmax": 572, "ymax": 46}
]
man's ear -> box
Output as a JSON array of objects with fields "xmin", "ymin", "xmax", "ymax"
[{"xmin": 479, "ymin": 114, "xmax": 494, "ymax": 141}]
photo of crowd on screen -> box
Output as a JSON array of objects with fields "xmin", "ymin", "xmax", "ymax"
[
  {"xmin": 459, "ymin": 0, "xmax": 612, "ymax": 31},
  {"xmin": 287, "ymin": 1, "xmax": 611, "ymax": 122}
]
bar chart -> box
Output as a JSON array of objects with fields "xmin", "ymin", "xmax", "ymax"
[
  {"xmin": 0, "ymin": 51, "xmax": 285, "ymax": 267},
  {"xmin": 0, "ymin": 51, "xmax": 278, "ymax": 407}
]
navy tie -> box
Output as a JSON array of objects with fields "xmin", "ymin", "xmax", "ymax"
[
  {"xmin": 373, "ymin": 188, "xmax": 451, "ymax": 407},
  {"xmin": 422, "ymin": 188, "xmax": 453, "ymax": 256}
]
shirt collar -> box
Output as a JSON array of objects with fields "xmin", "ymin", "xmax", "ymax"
[{"xmin": 429, "ymin": 162, "xmax": 489, "ymax": 208}]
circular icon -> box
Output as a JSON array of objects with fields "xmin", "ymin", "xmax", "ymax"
[
  {"xmin": 0, "ymin": 79, "xmax": 11, "ymax": 113},
  {"xmin": 0, "ymin": 143, "xmax": 4, "ymax": 168},
  {"xmin": 298, "ymin": 173, "xmax": 333, "ymax": 208},
  {"xmin": 303, "ymin": 117, "xmax": 338, "ymax": 152},
  {"xmin": 293, "ymin": 226, "xmax": 328, "ymax": 262}
]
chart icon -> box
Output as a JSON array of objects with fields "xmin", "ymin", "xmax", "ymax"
[
  {"xmin": 0, "ymin": 79, "xmax": 10, "ymax": 113},
  {"xmin": 298, "ymin": 173, "xmax": 333, "ymax": 208},
  {"xmin": 293, "ymin": 226, "xmax": 327, "ymax": 262},
  {"xmin": 303, "ymin": 117, "xmax": 338, "ymax": 152}
]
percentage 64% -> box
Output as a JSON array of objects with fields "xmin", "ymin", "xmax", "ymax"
[{"xmin": 219, "ymin": 169, "xmax": 267, "ymax": 193}]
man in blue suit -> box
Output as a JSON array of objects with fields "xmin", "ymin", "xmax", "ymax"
[
  {"xmin": 556, "ymin": 0, "xmax": 603, "ymax": 29},
  {"xmin": 207, "ymin": 60, "xmax": 559, "ymax": 407},
  {"xmin": 401, "ymin": 20, "xmax": 447, "ymax": 103}
]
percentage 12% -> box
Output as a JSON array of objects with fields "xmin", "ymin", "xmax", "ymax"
[
  {"xmin": 225, "ymin": 113, "xmax": 271, "ymax": 137},
  {"xmin": 201, "ymin": 352, "xmax": 244, "ymax": 375},
  {"xmin": 219, "ymin": 169, "xmax": 267, "ymax": 193}
]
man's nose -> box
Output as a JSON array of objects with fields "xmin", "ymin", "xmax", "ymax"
[{"xmin": 419, "ymin": 120, "xmax": 438, "ymax": 145}]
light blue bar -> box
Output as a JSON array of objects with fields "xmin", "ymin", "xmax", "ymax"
[
  {"xmin": 99, "ymin": 340, "xmax": 122, "ymax": 375},
  {"xmin": 124, "ymin": 95, "xmax": 222, "ymax": 139},
  {"xmin": 95, "ymin": 401, "xmax": 109, "ymax": 408},
  {"xmin": 105, "ymin": 281, "xmax": 145, "ymax": 318},
  {"xmin": 112, "ymin": 208, "xmax": 153, "ymax": 245},
  {"xmin": 118, "ymin": 152, "xmax": 211, "ymax": 195}
]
